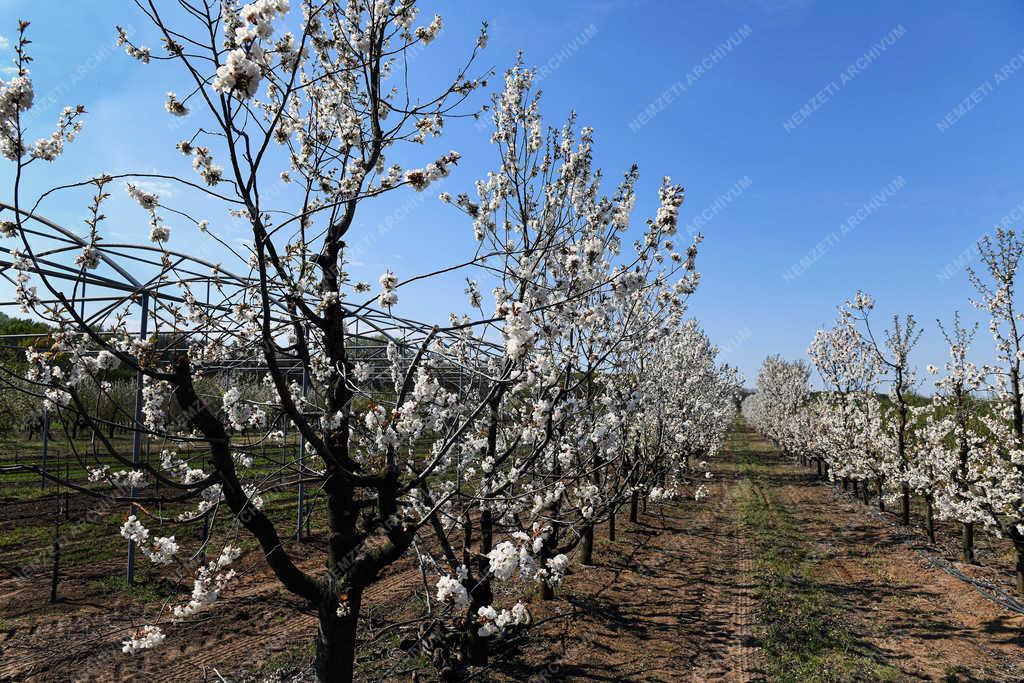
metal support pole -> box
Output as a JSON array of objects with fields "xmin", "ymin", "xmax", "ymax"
[
  {"xmin": 127, "ymin": 292, "xmax": 150, "ymax": 585},
  {"xmin": 39, "ymin": 409, "xmax": 50, "ymax": 490}
]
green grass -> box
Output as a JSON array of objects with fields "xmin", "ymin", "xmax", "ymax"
[
  {"xmin": 942, "ymin": 663, "xmax": 975, "ymax": 682},
  {"xmin": 0, "ymin": 523, "xmax": 58, "ymax": 552},
  {"xmin": 88, "ymin": 574, "xmax": 177, "ymax": 603},
  {"xmin": 246, "ymin": 638, "xmax": 317, "ymax": 680},
  {"xmin": 738, "ymin": 451, "xmax": 902, "ymax": 682}
]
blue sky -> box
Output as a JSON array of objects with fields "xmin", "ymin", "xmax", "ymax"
[{"xmin": 2, "ymin": 0, "xmax": 1024, "ymax": 388}]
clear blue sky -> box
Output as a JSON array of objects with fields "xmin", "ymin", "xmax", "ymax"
[{"xmin": 2, "ymin": 0, "xmax": 1024, "ymax": 387}]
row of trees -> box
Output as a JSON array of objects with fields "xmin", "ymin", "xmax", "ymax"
[
  {"xmin": 744, "ymin": 230, "xmax": 1024, "ymax": 594},
  {"xmin": 0, "ymin": 2, "xmax": 739, "ymax": 679}
]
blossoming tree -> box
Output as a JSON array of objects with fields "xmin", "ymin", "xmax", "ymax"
[
  {"xmin": 0, "ymin": 1, "xmax": 741, "ymax": 679},
  {"xmin": 749, "ymin": 272, "xmax": 1024, "ymax": 593}
]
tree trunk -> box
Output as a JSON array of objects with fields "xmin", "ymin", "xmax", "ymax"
[
  {"xmin": 464, "ymin": 566, "xmax": 493, "ymax": 666},
  {"xmin": 900, "ymin": 483, "xmax": 910, "ymax": 526},
  {"xmin": 842, "ymin": 478, "xmax": 849, "ymax": 491},
  {"xmin": 466, "ymin": 504, "xmax": 494, "ymax": 663},
  {"xmin": 315, "ymin": 589, "xmax": 362, "ymax": 682},
  {"xmin": 815, "ymin": 458, "xmax": 823, "ymax": 479},
  {"xmin": 580, "ymin": 524, "xmax": 594, "ymax": 565},
  {"xmin": 539, "ymin": 542, "xmax": 555, "ymax": 601},
  {"xmin": 861, "ymin": 482, "xmax": 869, "ymax": 505},
  {"xmin": 852, "ymin": 480, "xmax": 859, "ymax": 497},
  {"xmin": 608, "ymin": 509, "xmax": 616, "ymax": 542},
  {"xmin": 629, "ymin": 491, "xmax": 639, "ymax": 523},
  {"xmin": 877, "ymin": 479, "xmax": 885, "ymax": 512},
  {"xmin": 1016, "ymin": 541, "xmax": 1024, "ymax": 595},
  {"xmin": 925, "ymin": 496, "xmax": 935, "ymax": 544},
  {"xmin": 961, "ymin": 522, "xmax": 975, "ymax": 563},
  {"xmin": 465, "ymin": 596, "xmax": 490, "ymax": 666}
]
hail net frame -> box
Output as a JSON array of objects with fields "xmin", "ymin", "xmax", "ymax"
[{"xmin": 0, "ymin": 201, "xmax": 498, "ymax": 583}]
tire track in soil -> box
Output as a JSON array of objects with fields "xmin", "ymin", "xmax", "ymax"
[
  {"xmin": 724, "ymin": 549, "xmax": 761, "ymax": 682},
  {"xmin": 502, "ymin": 451, "xmax": 766, "ymax": 682},
  {"xmin": 686, "ymin": 474, "xmax": 764, "ymax": 683}
]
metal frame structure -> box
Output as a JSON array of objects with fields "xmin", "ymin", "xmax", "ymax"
[{"xmin": 0, "ymin": 203, "xmax": 498, "ymax": 582}]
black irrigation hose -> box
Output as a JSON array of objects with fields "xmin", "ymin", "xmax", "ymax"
[
  {"xmin": 917, "ymin": 552, "xmax": 1024, "ymax": 616},
  {"xmin": 828, "ymin": 482, "xmax": 1024, "ymax": 616}
]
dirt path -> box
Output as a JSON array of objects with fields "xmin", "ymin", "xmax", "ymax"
[
  {"xmin": 2, "ymin": 423, "xmax": 1022, "ymax": 681},
  {"xmin": 767, "ymin": 465, "xmax": 1024, "ymax": 680},
  {"xmin": 496, "ymin": 423, "xmax": 1024, "ymax": 682},
  {"xmin": 747, "ymin": 426, "xmax": 1023, "ymax": 682},
  {"xmin": 491, "ymin": 433, "xmax": 770, "ymax": 682}
]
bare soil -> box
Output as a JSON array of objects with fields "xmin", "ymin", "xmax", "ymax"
[{"xmin": 1, "ymin": 425, "xmax": 1022, "ymax": 681}]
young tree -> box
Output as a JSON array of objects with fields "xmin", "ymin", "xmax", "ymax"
[
  {"xmin": 410, "ymin": 58, "xmax": 705, "ymax": 669},
  {"xmin": 807, "ymin": 295, "xmax": 890, "ymax": 505},
  {"xmin": 967, "ymin": 229, "xmax": 1024, "ymax": 591},
  {"xmin": 846, "ymin": 293, "xmax": 922, "ymax": 525},
  {"xmin": 3, "ymin": 3, "xmax": 496, "ymax": 676},
  {"xmin": 921, "ymin": 315, "xmax": 986, "ymax": 560}
]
